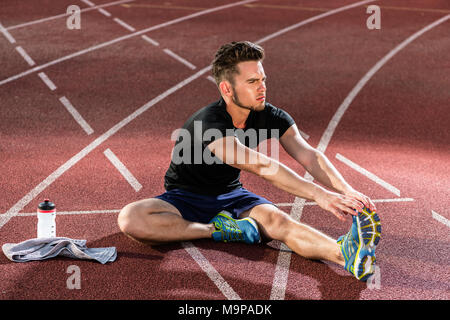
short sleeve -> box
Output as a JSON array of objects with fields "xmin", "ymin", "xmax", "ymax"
[
  {"xmin": 273, "ymin": 107, "xmax": 295, "ymax": 138},
  {"xmin": 259, "ymin": 104, "xmax": 295, "ymax": 139}
]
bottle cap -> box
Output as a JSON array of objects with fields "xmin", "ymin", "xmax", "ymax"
[{"xmin": 38, "ymin": 199, "xmax": 55, "ymax": 211}]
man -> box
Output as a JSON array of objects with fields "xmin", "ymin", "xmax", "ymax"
[{"xmin": 118, "ymin": 41, "xmax": 381, "ymax": 281}]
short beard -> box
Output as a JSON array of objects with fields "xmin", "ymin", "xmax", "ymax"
[{"xmin": 231, "ymin": 85, "xmax": 255, "ymax": 111}]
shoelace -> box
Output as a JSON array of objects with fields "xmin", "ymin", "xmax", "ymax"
[{"xmin": 214, "ymin": 220, "xmax": 243, "ymax": 242}]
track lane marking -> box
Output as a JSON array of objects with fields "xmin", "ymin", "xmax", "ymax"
[
  {"xmin": 97, "ymin": 8, "xmax": 112, "ymax": 17},
  {"xmin": 270, "ymin": 197, "xmax": 306, "ymax": 300},
  {"xmin": 0, "ymin": 22, "xmax": 16, "ymax": 43},
  {"xmin": 5, "ymin": 0, "xmax": 136, "ymax": 31},
  {"xmin": 277, "ymin": 197, "xmax": 414, "ymax": 207},
  {"xmin": 121, "ymin": 3, "xmax": 207, "ymax": 11},
  {"xmin": 245, "ymin": 4, "xmax": 329, "ymax": 12},
  {"xmin": 59, "ymin": 96, "xmax": 94, "ymax": 135},
  {"xmin": 37, "ymin": 72, "xmax": 57, "ymax": 91},
  {"xmin": 255, "ymin": 0, "xmax": 375, "ymax": 44},
  {"xmin": 113, "ymin": 17, "xmax": 136, "ymax": 32},
  {"xmin": 316, "ymin": 14, "xmax": 450, "ymax": 155},
  {"xmin": 15, "ymin": 46, "xmax": 35, "ymax": 66},
  {"xmin": 80, "ymin": 0, "xmax": 96, "ymax": 7},
  {"xmin": 182, "ymin": 242, "xmax": 241, "ymax": 300},
  {"xmin": 141, "ymin": 35, "xmax": 159, "ymax": 46},
  {"xmin": 336, "ymin": 153, "xmax": 401, "ymax": 196},
  {"xmin": 0, "ymin": 0, "xmax": 258, "ymax": 87},
  {"xmin": 432, "ymin": 210, "xmax": 450, "ymax": 228},
  {"xmin": 163, "ymin": 48, "xmax": 196, "ymax": 70},
  {"xmin": 104, "ymin": 148, "xmax": 142, "ymax": 192},
  {"xmin": 14, "ymin": 198, "xmax": 414, "ymax": 216}
]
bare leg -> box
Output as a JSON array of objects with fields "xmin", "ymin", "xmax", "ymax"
[
  {"xmin": 241, "ymin": 204, "xmax": 345, "ymax": 266},
  {"xmin": 117, "ymin": 198, "xmax": 215, "ymax": 245}
]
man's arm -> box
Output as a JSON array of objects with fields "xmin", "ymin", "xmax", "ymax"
[
  {"xmin": 207, "ymin": 135, "xmax": 364, "ymax": 221},
  {"xmin": 279, "ymin": 124, "xmax": 376, "ymax": 212}
]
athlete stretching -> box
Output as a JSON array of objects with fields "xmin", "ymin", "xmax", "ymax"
[{"xmin": 118, "ymin": 41, "xmax": 381, "ymax": 281}]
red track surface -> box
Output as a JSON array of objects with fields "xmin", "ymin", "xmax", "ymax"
[{"xmin": 1, "ymin": 0, "xmax": 449, "ymax": 300}]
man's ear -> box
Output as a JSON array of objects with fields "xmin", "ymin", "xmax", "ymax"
[{"xmin": 219, "ymin": 80, "xmax": 233, "ymax": 97}]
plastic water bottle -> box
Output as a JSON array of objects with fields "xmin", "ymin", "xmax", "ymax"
[{"xmin": 37, "ymin": 199, "xmax": 56, "ymax": 238}]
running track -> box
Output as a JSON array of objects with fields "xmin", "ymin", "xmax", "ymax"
[{"xmin": 0, "ymin": 0, "xmax": 449, "ymax": 300}]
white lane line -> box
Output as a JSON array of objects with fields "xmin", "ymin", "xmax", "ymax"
[
  {"xmin": 316, "ymin": 13, "xmax": 450, "ymax": 154},
  {"xmin": 276, "ymin": 197, "xmax": 414, "ymax": 207},
  {"xmin": 255, "ymin": 0, "xmax": 376, "ymax": 44},
  {"xmin": 336, "ymin": 153, "xmax": 401, "ymax": 196},
  {"xmin": 141, "ymin": 35, "xmax": 159, "ymax": 46},
  {"xmin": 270, "ymin": 197, "xmax": 306, "ymax": 300},
  {"xmin": 19, "ymin": 209, "xmax": 119, "ymax": 216},
  {"xmin": 163, "ymin": 48, "xmax": 196, "ymax": 70},
  {"xmin": 15, "ymin": 46, "xmax": 35, "ymax": 66},
  {"xmin": 103, "ymin": 148, "xmax": 142, "ymax": 192},
  {"xmin": 0, "ymin": 0, "xmax": 258, "ymax": 87},
  {"xmin": 6, "ymin": 0, "xmax": 135, "ymax": 31},
  {"xmin": 0, "ymin": 65, "xmax": 212, "ymax": 230},
  {"xmin": 432, "ymin": 210, "xmax": 450, "ymax": 228},
  {"xmin": 182, "ymin": 241, "xmax": 241, "ymax": 300},
  {"xmin": 370, "ymin": 197, "xmax": 414, "ymax": 203},
  {"xmin": 59, "ymin": 96, "xmax": 94, "ymax": 135},
  {"xmin": 15, "ymin": 198, "xmax": 415, "ymax": 216},
  {"xmin": 98, "ymin": 8, "xmax": 112, "ymax": 17},
  {"xmin": 80, "ymin": 0, "xmax": 96, "ymax": 7},
  {"xmin": 0, "ymin": 21, "xmax": 16, "ymax": 43},
  {"xmin": 113, "ymin": 17, "xmax": 136, "ymax": 32},
  {"xmin": 37, "ymin": 72, "xmax": 57, "ymax": 91}
]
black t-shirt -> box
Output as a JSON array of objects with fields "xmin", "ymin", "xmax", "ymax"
[{"xmin": 163, "ymin": 97, "xmax": 295, "ymax": 195}]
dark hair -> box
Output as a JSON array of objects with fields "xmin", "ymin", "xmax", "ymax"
[{"xmin": 211, "ymin": 41, "xmax": 264, "ymax": 86}]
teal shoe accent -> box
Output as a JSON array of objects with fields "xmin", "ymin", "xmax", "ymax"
[{"xmin": 210, "ymin": 211, "xmax": 261, "ymax": 244}]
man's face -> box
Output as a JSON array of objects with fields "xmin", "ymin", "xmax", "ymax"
[{"xmin": 230, "ymin": 60, "xmax": 267, "ymax": 112}]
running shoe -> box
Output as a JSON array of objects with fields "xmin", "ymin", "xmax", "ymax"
[
  {"xmin": 337, "ymin": 206, "xmax": 381, "ymax": 281},
  {"xmin": 209, "ymin": 211, "xmax": 261, "ymax": 244}
]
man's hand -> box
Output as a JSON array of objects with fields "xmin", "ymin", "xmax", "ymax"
[
  {"xmin": 313, "ymin": 188, "xmax": 365, "ymax": 222},
  {"xmin": 341, "ymin": 187, "xmax": 377, "ymax": 212}
]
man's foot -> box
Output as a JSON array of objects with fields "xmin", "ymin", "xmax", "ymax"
[
  {"xmin": 337, "ymin": 206, "xmax": 381, "ymax": 281},
  {"xmin": 209, "ymin": 211, "xmax": 261, "ymax": 244}
]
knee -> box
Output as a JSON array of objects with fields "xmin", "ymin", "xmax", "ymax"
[
  {"xmin": 257, "ymin": 209, "xmax": 293, "ymax": 242},
  {"xmin": 117, "ymin": 202, "xmax": 142, "ymax": 237}
]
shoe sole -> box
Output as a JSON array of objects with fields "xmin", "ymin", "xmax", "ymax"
[
  {"xmin": 356, "ymin": 207, "xmax": 381, "ymax": 247},
  {"xmin": 353, "ymin": 207, "xmax": 381, "ymax": 280}
]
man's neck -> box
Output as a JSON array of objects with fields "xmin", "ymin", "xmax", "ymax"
[{"xmin": 224, "ymin": 100, "xmax": 250, "ymax": 129}]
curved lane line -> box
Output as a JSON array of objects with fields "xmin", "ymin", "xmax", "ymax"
[
  {"xmin": 270, "ymin": 14, "xmax": 450, "ymax": 300},
  {"xmin": 5, "ymin": 0, "xmax": 136, "ymax": 31},
  {"xmin": 316, "ymin": 14, "xmax": 450, "ymax": 154},
  {"xmin": 0, "ymin": 0, "xmax": 258, "ymax": 87}
]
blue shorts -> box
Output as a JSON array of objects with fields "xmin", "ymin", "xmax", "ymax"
[{"xmin": 155, "ymin": 187, "xmax": 273, "ymax": 224}]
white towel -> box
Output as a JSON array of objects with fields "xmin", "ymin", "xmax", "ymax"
[{"xmin": 2, "ymin": 237, "xmax": 117, "ymax": 264}]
